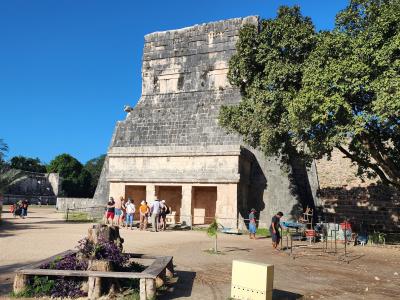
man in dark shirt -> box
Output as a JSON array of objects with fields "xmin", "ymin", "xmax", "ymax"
[{"xmin": 269, "ymin": 212, "xmax": 283, "ymax": 250}]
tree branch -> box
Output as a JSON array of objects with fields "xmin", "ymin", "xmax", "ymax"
[{"xmin": 336, "ymin": 145, "xmax": 400, "ymax": 188}]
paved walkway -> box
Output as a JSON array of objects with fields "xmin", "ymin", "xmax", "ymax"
[{"xmin": 1, "ymin": 207, "xmax": 399, "ymax": 299}]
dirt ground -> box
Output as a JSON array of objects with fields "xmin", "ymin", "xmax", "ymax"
[{"xmin": 0, "ymin": 207, "xmax": 399, "ymax": 300}]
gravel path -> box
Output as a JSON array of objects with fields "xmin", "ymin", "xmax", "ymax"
[{"xmin": 1, "ymin": 207, "xmax": 399, "ymax": 299}]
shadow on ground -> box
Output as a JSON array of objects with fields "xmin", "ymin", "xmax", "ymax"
[
  {"xmin": 0, "ymin": 262, "xmax": 35, "ymax": 296},
  {"xmin": 0, "ymin": 219, "xmax": 51, "ymax": 238},
  {"xmin": 159, "ymin": 270, "xmax": 196, "ymax": 299},
  {"xmin": 273, "ymin": 289, "xmax": 303, "ymax": 299}
]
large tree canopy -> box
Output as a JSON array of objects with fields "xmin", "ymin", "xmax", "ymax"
[
  {"xmin": 84, "ymin": 154, "xmax": 105, "ymax": 195},
  {"xmin": 219, "ymin": 1, "xmax": 400, "ymax": 189},
  {"xmin": 10, "ymin": 156, "xmax": 47, "ymax": 173},
  {"xmin": 48, "ymin": 154, "xmax": 93, "ymax": 197}
]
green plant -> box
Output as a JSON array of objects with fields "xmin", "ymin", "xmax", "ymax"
[
  {"xmin": 32, "ymin": 276, "xmax": 55, "ymax": 296},
  {"xmin": 370, "ymin": 232, "xmax": 386, "ymax": 245},
  {"xmin": 207, "ymin": 219, "xmax": 220, "ymax": 253},
  {"xmin": 9, "ymin": 288, "xmax": 33, "ymax": 298}
]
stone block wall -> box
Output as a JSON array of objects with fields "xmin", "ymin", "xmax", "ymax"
[
  {"xmin": 318, "ymin": 185, "xmax": 400, "ymax": 232},
  {"xmin": 56, "ymin": 197, "xmax": 99, "ymax": 212},
  {"xmin": 316, "ymin": 149, "xmax": 399, "ymax": 232}
]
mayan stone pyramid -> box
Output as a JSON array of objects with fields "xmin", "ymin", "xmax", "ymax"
[{"xmin": 93, "ymin": 16, "xmax": 318, "ymax": 228}]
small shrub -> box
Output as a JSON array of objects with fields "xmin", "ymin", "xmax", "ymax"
[
  {"xmin": 51, "ymin": 277, "xmax": 86, "ymax": 298},
  {"xmin": 77, "ymin": 237, "xmax": 127, "ymax": 268}
]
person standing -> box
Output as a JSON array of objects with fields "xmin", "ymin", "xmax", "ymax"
[
  {"xmin": 248, "ymin": 208, "xmax": 257, "ymax": 239},
  {"xmin": 139, "ymin": 200, "xmax": 149, "ymax": 230},
  {"xmin": 21, "ymin": 199, "xmax": 29, "ymax": 219},
  {"xmin": 270, "ymin": 211, "xmax": 283, "ymax": 250},
  {"xmin": 121, "ymin": 198, "xmax": 127, "ymax": 227},
  {"xmin": 125, "ymin": 199, "xmax": 136, "ymax": 230},
  {"xmin": 150, "ymin": 199, "xmax": 161, "ymax": 232},
  {"xmin": 114, "ymin": 196, "xmax": 124, "ymax": 226},
  {"xmin": 106, "ymin": 197, "xmax": 115, "ymax": 225},
  {"xmin": 159, "ymin": 200, "xmax": 169, "ymax": 231}
]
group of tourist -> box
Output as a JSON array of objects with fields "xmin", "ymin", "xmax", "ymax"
[
  {"xmin": 10, "ymin": 199, "xmax": 29, "ymax": 218},
  {"xmin": 105, "ymin": 197, "xmax": 170, "ymax": 232},
  {"xmin": 104, "ymin": 196, "xmax": 283, "ymax": 248}
]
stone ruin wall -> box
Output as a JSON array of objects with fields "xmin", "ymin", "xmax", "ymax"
[{"xmin": 316, "ymin": 149, "xmax": 399, "ymax": 232}]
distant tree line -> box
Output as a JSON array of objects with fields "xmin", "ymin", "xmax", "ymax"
[{"xmin": 0, "ymin": 139, "xmax": 105, "ymax": 197}]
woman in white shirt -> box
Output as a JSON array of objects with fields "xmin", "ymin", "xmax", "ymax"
[{"xmin": 125, "ymin": 199, "xmax": 136, "ymax": 230}]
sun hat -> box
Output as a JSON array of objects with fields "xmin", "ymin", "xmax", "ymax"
[{"xmin": 141, "ymin": 200, "xmax": 145, "ymax": 205}]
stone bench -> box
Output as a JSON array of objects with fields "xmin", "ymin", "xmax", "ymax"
[{"xmin": 14, "ymin": 251, "xmax": 174, "ymax": 300}]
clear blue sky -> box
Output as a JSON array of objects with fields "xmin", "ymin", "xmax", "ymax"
[{"xmin": 0, "ymin": 0, "xmax": 348, "ymax": 164}]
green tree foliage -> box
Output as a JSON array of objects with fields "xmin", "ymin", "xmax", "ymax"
[
  {"xmin": 0, "ymin": 140, "xmax": 22, "ymax": 194},
  {"xmin": 0, "ymin": 139, "xmax": 7, "ymax": 166},
  {"xmin": 48, "ymin": 154, "xmax": 93, "ymax": 197},
  {"xmin": 84, "ymin": 154, "xmax": 105, "ymax": 194},
  {"xmin": 220, "ymin": 6, "xmax": 316, "ymax": 162},
  {"xmin": 10, "ymin": 156, "xmax": 47, "ymax": 173},
  {"xmin": 219, "ymin": 2, "xmax": 400, "ymax": 189}
]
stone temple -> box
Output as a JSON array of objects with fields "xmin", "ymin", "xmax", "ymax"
[{"xmin": 93, "ymin": 16, "xmax": 319, "ymax": 229}]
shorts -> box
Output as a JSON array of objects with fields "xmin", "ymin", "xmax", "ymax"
[
  {"xmin": 249, "ymin": 223, "xmax": 256, "ymax": 234},
  {"xmin": 115, "ymin": 208, "xmax": 122, "ymax": 216},
  {"xmin": 270, "ymin": 229, "xmax": 281, "ymax": 243},
  {"xmin": 126, "ymin": 214, "xmax": 134, "ymax": 225},
  {"xmin": 106, "ymin": 212, "xmax": 115, "ymax": 219}
]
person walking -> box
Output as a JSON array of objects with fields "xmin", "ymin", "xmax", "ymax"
[
  {"xmin": 125, "ymin": 198, "xmax": 135, "ymax": 230},
  {"xmin": 139, "ymin": 200, "xmax": 149, "ymax": 230},
  {"xmin": 106, "ymin": 197, "xmax": 115, "ymax": 225},
  {"xmin": 270, "ymin": 211, "xmax": 283, "ymax": 250},
  {"xmin": 150, "ymin": 199, "xmax": 161, "ymax": 232},
  {"xmin": 248, "ymin": 208, "xmax": 257, "ymax": 239}
]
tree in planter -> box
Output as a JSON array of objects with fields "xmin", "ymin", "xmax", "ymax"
[
  {"xmin": 207, "ymin": 219, "xmax": 220, "ymax": 253},
  {"xmin": 219, "ymin": 2, "xmax": 400, "ymax": 189}
]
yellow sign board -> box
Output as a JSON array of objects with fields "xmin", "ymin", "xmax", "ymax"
[{"xmin": 231, "ymin": 260, "xmax": 274, "ymax": 300}]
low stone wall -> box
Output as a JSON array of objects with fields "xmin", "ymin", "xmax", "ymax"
[
  {"xmin": 318, "ymin": 185, "xmax": 400, "ymax": 232},
  {"xmin": 56, "ymin": 198, "xmax": 101, "ymax": 212},
  {"xmin": 3, "ymin": 194, "xmax": 56, "ymax": 205}
]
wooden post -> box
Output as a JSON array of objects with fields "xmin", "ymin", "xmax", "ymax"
[
  {"xmin": 140, "ymin": 278, "xmax": 146, "ymax": 300},
  {"xmin": 165, "ymin": 260, "xmax": 174, "ymax": 278},
  {"xmin": 140, "ymin": 278, "xmax": 156, "ymax": 300},
  {"xmin": 13, "ymin": 273, "xmax": 29, "ymax": 294},
  {"xmin": 88, "ymin": 276, "xmax": 102, "ymax": 299},
  {"xmin": 146, "ymin": 278, "xmax": 156, "ymax": 299},
  {"xmin": 155, "ymin": 275, "xmax": 164, "ymax": 288}
]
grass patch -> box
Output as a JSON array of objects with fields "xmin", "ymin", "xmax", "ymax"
[
  {"xmin": 192, "ymin": 226, "xmax": 208, "ymax": 232},
  {"xmin": 203, "ymin": 249, "xmax": 225, "ymax": 255},
  {"xmin": 64, "ymin": 212, "xmax": 94, "ymax": 222},
  {"xmin": 256, "ymin": 228, "xmax": 271, "ymax": 237}
]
